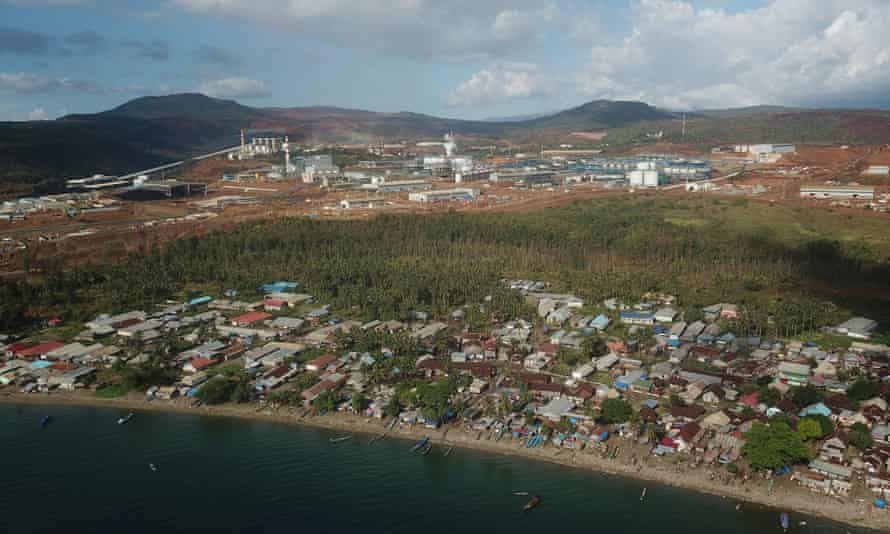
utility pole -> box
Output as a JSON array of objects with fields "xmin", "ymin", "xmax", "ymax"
[{"xmin": 682, "ymin": 113, "xmax": 687, "ymax": 138}]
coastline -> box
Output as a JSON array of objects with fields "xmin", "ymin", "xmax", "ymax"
[{"xmin": 3, "ymin": 391, "xmax": 887, "ymax": 532}]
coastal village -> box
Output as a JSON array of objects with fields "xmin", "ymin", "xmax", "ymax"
[{"xmin": 3, "ymin": 278, "xmax": 890, "ymax": 520}]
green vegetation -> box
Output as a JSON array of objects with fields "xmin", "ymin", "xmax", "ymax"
[
  {"xmin": 3, "ymin": 197, "xmax": 889, "ymax": 341},
  {"xmin": 95, "ymin": 384, "xmax": 128, "ymax": 398},
  {"xmin": 743, "ymin": 421, "xmax": 810, "ymax": 471},
  {"xmin": 197, "ymin": 373, "xmax": 251, "ymax": 405},
  {"xmin": 847, "ymin": 379, "xmax": 880, "ymax": 402},
  {"xmin": 848, "ymin": 422, "xmax": 874, "ymax": 450},
  {"xmin": 599, "ymin": 398, "xmax": 633, "ymax": 424}
]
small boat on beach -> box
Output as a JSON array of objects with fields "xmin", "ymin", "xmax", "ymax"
[
  {"xmin": 444, "ymin": 445, "xmax": 454, "ymax": 457},
  {"xmin": 522, "ymin": 496, "xmax": 541, "ymax": 512},
  {"xmin": 410, "ymin": 436, "xmax": 430, "ymax": 453},
  {"xmin": 117, "ymin": 412, "xmax": 134, "ymax": 425},
  {"xmin": 368, "ymin": 433, "xmax": 385, "ymax": 445},
  {"xmin": 640, "ymin": 487, "xmax": 647, "ymax": 502},
  {"xmin": 41, "ymin": 415, "xmax": 51, "ymax": 427},
  {"xmin": 329, "ymin": 436, "xmax": 352, "ymax": 444},
  {"xmin": 421, "ymin": 444, "xmax": 433, "ymax": 456},
  {"xmin": 780, "ymin": 512, "xmax": 790, "ymax": 532},
  {"xmin": 386, "ymin": 418, "xmax": 398, "ymax": 431},
  {"xmin": 513, "ymin": 491, "xmax": 529, "ymax": 496}
]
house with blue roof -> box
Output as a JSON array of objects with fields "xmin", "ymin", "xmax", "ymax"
[
  {"xmin": 799, "ymin": 402, "xmax": 832, "ymax": 418},
  {"xmin": 590, "ymin": 314, "xmax": 611, "ymax": 331},
  {"xmin": 619, "ymin": 311, "xmax": 655, "ymax": 326}
]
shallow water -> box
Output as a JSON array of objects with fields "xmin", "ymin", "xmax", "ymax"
[{"xmin": 1, "ymin": 403, "xmax": 873, "ymax": 534}]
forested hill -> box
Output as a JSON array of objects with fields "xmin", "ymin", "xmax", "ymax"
[{"xmin": 3, "ymin": 197, "xmax": 889, "ymax": 341}]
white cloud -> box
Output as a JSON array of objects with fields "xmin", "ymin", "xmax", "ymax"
[
  {"xmin": 26, "ymin": 107, "xmax": 49, "ymax": 120},
  {"xmin": 448, "ymin": 63, "xmax": 556, "ymax": 106},
  {"xmin": 0, "ymin": 71, "xmax": 102, "ymax": 93},
  {"xmin": 198, "ymin": 77, "xmax": 269, "ymax": 98},
  {"xmin": 170, "ymin": 0, "xmax": 555, "ymax": 61},
  {"xmin": 574, "ymin": 0, "xmax": 890, "ymax": 109}
]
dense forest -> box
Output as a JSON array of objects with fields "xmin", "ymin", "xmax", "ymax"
[{"xmin": 2, "ymin": 197, "xmax": 889, "ymax": 340}]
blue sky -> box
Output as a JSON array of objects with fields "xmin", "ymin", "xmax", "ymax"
[{"xmin": 2, "ymin": 0, "xmax": 890, "ymax": 121}]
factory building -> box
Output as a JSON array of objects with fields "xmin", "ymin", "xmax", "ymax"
[
  {"xmin": 627, "ymin": 162, "xmax": 668, "ymax": 187},
  {"xmin": 863, "ymin": 165, "xmax": 889, "ymax": 176},
  {"xmin": 799, "ymin": 185, "xmax": 874, "ymax": 200},
  {"xmin": 408, "ymin": 188, "xmax": 480, "ymax": 203},
  {"xmin": 366, "ymin": 180, "xmax": 433, "ymax": 193},
  {"xmin": 119, "ymin": 180, "xmax": 207, "ymax": 201},
  {"xmin": 66, "ymin": 174, "xmax": 129, "ymax": 191},
  {"xmin": 340, "ymin": 197, "xmax": 386, "ymax": 209}
]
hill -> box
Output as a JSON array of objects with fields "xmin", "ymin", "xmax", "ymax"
[{"xmin": 4, "ymin": 93, "xmax": 890, "ymax": 194}]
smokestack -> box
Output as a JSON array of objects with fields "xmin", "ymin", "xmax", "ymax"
[{"xmin": 284, "ymin": 136, "xmax": 290, "ymax": 175}]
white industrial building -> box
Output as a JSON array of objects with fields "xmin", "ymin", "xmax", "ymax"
[
  {"xmin": 734, "ymin": 144, "xmax": 796, "ymax": 155},
  {"xmin": 799, "ymin": 185, "xmax": 874, "ymax": 200},
  {"xmin": 408, "ymin": 188, "xmax": 480, "ymax": 203},
  {"xmin": 863, "ymin": 165, "xmax": 890, "ymax": 176},
  {"xmin": 340, "ymin": 197, "xmax": 386, "ymax": 209},
  {"xmin": 628, "ymin": 162, "xmax": 665, "ymax": 187}
]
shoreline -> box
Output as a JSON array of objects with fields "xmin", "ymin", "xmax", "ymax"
[{"xmin": 3, "ymin": 392, "xmax": 887, "ymax": 532}]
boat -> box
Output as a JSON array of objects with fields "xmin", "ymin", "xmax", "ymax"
[
  {"xmin": 329, "ymin": 436, "xmax": 352, "ymax": 444},
  {"xmin": 421, "ymin": 444, "xmax": 433, "ymax": 456},
  {"xmin": 368, "ymin": 433, "xmax": 385, "ymax": 445},
  {"xmin": 780, "ymin": 512, "xmax": 790, "ymax": 531},
  {"xmin": 640, "ymin": 487, "xmax": 647, "ymax": 502},
  {"xmin": 117, "ymin": 412, "xmax": 134, "ymax": 425},
  {"xmin": 513, "ymin": 491, "xmax": 529, "ymax": 496},
  {"xmin": 386, "ymin": 417, "xmax": 398, "ymax": 430},
  {"xmin": 410, "ymin": 436, "xmax": 430, "ymax": 453},
  {"xmin": 41, "ymin": 415, "xmax": 51, "ymax": 427},
  {"xmin": 522, "ymin": 495, "xmax": 541, "ymax": 512},
  {"xmin": 149, "ymin": 463, "xmax": 158, "ymax": 472},
  {"xmin": 444, "ymin": 445, "xmax": 454, "ymax": 457}
]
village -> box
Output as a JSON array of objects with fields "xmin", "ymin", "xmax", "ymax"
[{"xmin": 2, "ymin": 277, "xmax": 890, "ymax": 515}]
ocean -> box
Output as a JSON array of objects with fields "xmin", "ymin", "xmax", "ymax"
[{"xmin": 1, "ymin": 403, "xmax": 872, "ymax": 534}]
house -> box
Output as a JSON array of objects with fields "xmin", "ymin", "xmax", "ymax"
[
  {"xmin": 301, "ymin": 373, "xmax": 347, "ymax": 404},
  {"xmin": 702, "ymin": 410, "xmax": 731, "ymax": 429},
  {"xmin": 595, "ymin": 353, "xmax": 619, "ymax": 371},
  {"xmin": 183, "ymin": 357, "xmax": 218, "ymax": 373},
  {"xmin": 572, "ymin": 363, "xmax": 595, "ymax": 380},
  {"xmin": 777, "ymin": 361, "xmax": 811, "ymax": 387},
  {"xmin": 719, "ymin": 304, "xmax": 740, "ymax": 320},
  {"xmin": 619, "ymin": 311, "xmax": 655, "ymax": 326},
  {"xmin": 675, "ymin": 422, "xmax": 702, "ymax": 452},
  {"xmin": 614, "ymin": 370, "xmax": 646, "ymax": 391},
  {"xmin": 537, "ymin": 396, "xmax": 574, "ymax": 421},
  {"xmin": 546, "ymin": 307, "xmax": 573, "ymax": 325},
  {"xmin": 231, "ymin": 311, "xmax": 272, "ymax": 327},
  {"xmin": 808, "ymin": 459, "xmax": 853, "ymax": 482},
  {"xmin": 837, "ymin": 317, "xmax": 878, "ymax": 339},
  {"xmin": 15, "ymin": 341, "xmax": 66, "ymax": 360},
  {"xmin": 654, "ymin": 308, "xmax": 677, "ymax": 323},
  {"xmin": 305, "ymin": 354, "xmax": 338, "ymax": 373},
  {"xmin": 264, "ymin": 298, "xmax": 286, "ymax": 312},
  {"xmin": 411, "ymin": 322, "xmax": 448, "ymax": 340},
  {"xmin": 524, "ymin": 353, "xmax": 551, "ymax": 371},
  {"xmin": 590, "ymin": 314, "xmax": 611, "ymax": 331}
]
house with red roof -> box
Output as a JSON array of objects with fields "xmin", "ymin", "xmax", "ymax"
[
  {"xmin": 184, "ymin": 357, "xmax": 218, "ymax": 373},
  {"xmin": 231, "ymin": 311, "xmax": 272, "ymax": 327},
  {"xmin": 264, "ymin": 298, "xmax": 286, "ymax": 312},
  {"xmin": 16, "ymin": 341, "xmax": 66, "ymax": 360},
  {"xmin": 304, "ymin": 354, "xmax": 338, "ymax": 373}
]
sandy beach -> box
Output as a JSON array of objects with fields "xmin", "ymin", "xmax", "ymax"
[{"xmin": 4, "ymin": 391, "xmax": 888, "ymax": 532}]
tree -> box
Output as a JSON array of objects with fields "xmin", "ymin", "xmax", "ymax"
[
  {"xmin": 315, "ymin": 390, "xmax": 338, "ymax": 413},
  {"xmin": 849, "ymin": 422, "xmax": 874, "ymax": 450},
  {"xmin": 384, "ymin": 396, "xmax": 401, "ymax": 417},
  {"xmin": 743, "ymin": 421, "xmax": 809, "ymax": 471},
  {"xmin": 197, "ymin": 378, "xmax": 235, "ymax": 405},
  {"xmin": 807, "ymin": 414, "xmax": 834, "ymax": 437},
  {"xmin": 581, "ymin": 336, "xmax": 607, "ymax": 360},
  {"xmin": 848, "ymin": 379, "xmax": 879, "ymax": 402},
  {"xmin": 757, "ymin": 386, "xmax": 780, "ymax": 407},
  {"xmin": 351, "ymin": 392, "xmax": 367, "ymax": 414},
  {"xmin": 797, "ymin": 418, "xmax": 823, "ymax": 441},
  {"xmin": 791, "ymin": 385, "xmax": 823, "ymax": 409},
  {"xmin": 600, "ymin": 398, "xmax": 633, "ymax": 424}
]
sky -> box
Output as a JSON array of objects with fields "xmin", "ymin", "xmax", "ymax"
[{"xmin": 2, "ymin": 0, "xmax": 890, "ymax": 121}]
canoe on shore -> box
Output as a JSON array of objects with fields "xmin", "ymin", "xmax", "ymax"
[{"xmin": 329, "ymin": 436, "xmax": 352, "ymax": 444}]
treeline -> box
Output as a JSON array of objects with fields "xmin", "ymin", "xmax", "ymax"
[{"xmin": 2, "ymin": 198, "xmax": 888, "ymax": 338}]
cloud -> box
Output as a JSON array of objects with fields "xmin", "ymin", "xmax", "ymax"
[
  {"xmin": 448, "ymin": 63, "xmax": 556, "ymax": 106},
  {"xmin": 63, "ymin": 30, "xmax": 106, "ymax": 55},
  {"xmin": 574, "ymin": 0, "xmax": 890, "ymax": 109},
  {"xmin": 0, "ymin": 71, "xmax": 103, "ymax": 93},
  {"xmin": 0, "ymin": 26, "xmax": 50, "ymax": 55},
  {"xmin": 122, "ymin": 38, "xmax": 170, "ymax": 61},
  {"xmin": 194, "ymin": 44, "xmax": 241, "ymax": 67},
  {"xmin": 198, "ymin": 77, "xmax": 269, "ymax": 98},
  {"xmin": 0, "ymin": 0, "xmax": 95, "ymax": 5},
  {"xmin": 26, "ymin": 107, "xmax": 49, "ymax": 120},
  {"xmin": 170, "ymin": 0, "xmax": 555, "ymax": 61}
]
